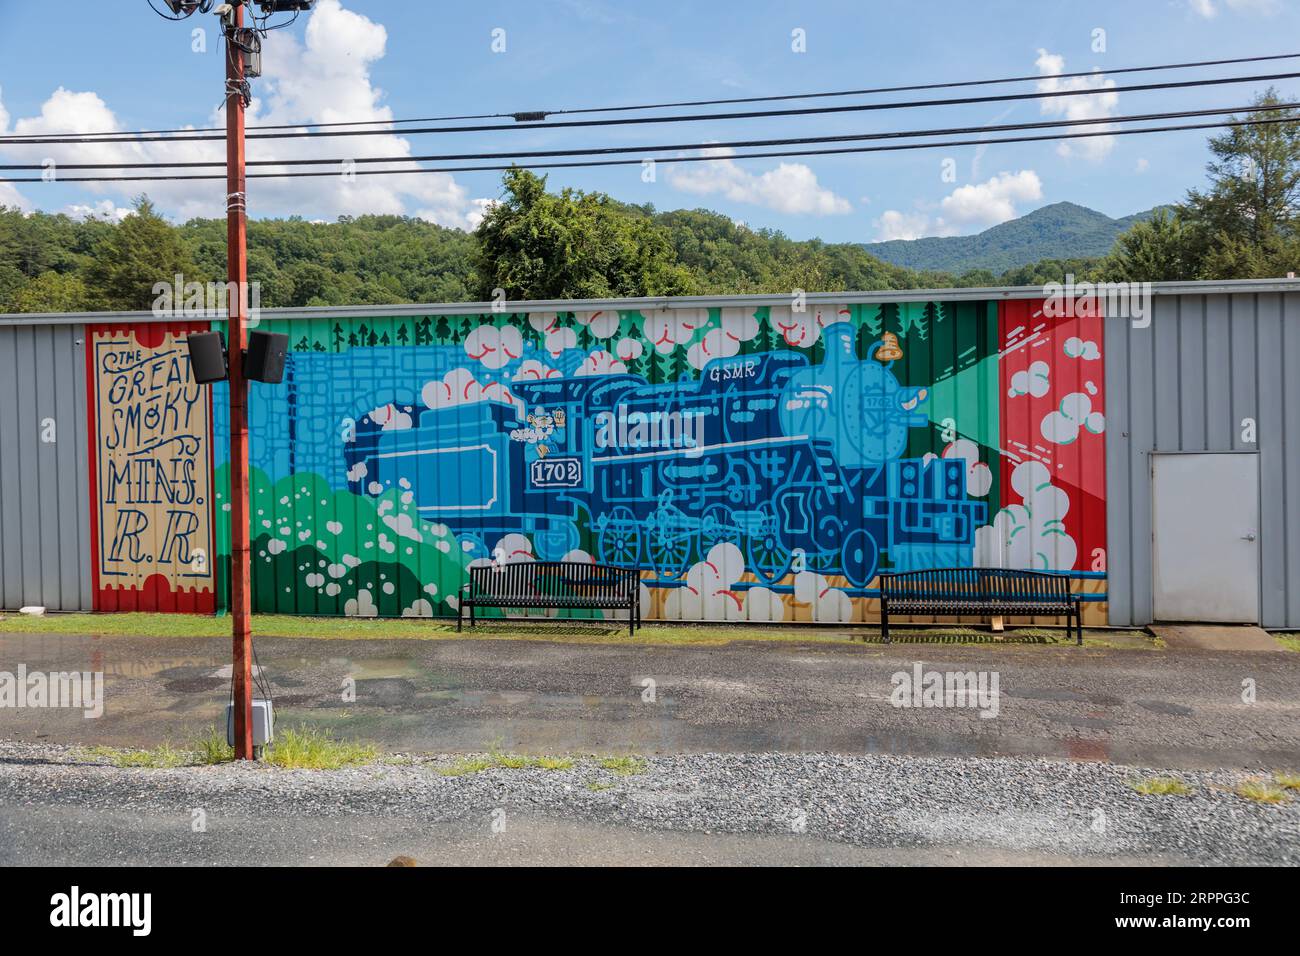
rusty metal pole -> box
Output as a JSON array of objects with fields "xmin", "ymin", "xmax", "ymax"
[{"xmin": 225, "ymin": 1, "xmax": 254, "ymax": 761}]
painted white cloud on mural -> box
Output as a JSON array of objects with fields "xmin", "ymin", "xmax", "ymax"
[
  {"xmin": 767, "ymin": 304, "xmax": 851, "ymax": 349},
  {"xmin": 575, "ymin": 310, "xmax": 621, "ymax": 338},
  {"xmin": 793, "ymin": 571, "xmax": 853, "ymax": 623},
  {"xmin": 513, "ymin": 359, "xmax": 560, "ymax": 381},
  {"xmin": 664, "ymin": 543, "xmax": 746, "ymax": 620},
  {"xmin": 644, "ymin": 308, "xmax": 704, "ymax": 355},
  {"xmin": 686, "ymin": 307, "xmax": 760, "ymax": 369},
  {"xmin": 464, "ymin": 324, "xmax": 523, "ymax": 369},
  {"xmin": 366, "ymin": 403, "xmax": 412, "ymax": 430},
  {"xmin": 975, "ymin": 460, "xmax": 1078, "ymax": 571},
  {"xmin": 575, "ymin": 350, "xmax": 628, "ymax": 376},
  {"xmin": 926, "ymin": 438, "xmax": 993, "ymax": 497},
  {"xmin": 1064, "ymin": 336, "xmax": 1101, "ymax": 360},
  {"xmin": 1041, "ymin": 392, "xmax": 1105, "ymax": 445},
  {"xmin": 1008, "ymin": 360, "xmax": 1052, "ymax": 398},
  {"xmin": 421, "ymin": 367, "xmax": 521, "ymax": 415}
]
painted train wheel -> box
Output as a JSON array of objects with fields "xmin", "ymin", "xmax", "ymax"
[
  {"xmin": 649, "ymin": 520, "xmax": 692, "ymax": 580},
  {"xmin": 841, "ymin": 527, "xmax": 879, "ymax": 588},
  {"xmin": 597, "ymin": 506, "xmax": 641, "ymax": 567},
  {"xmin": 746, "ymin": 504, "xmax": 793, "ymax": 584},
  {"xmin": 699, "ymin": 503, "xmax": 737, "ymax": 557}
]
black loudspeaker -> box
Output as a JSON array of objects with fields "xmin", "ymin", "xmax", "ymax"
[
  {"xmin": 186, "ymin": 331, "xmax": 228, "ymax": 384},
  {"xmin": 245, "ymin": 330, "xmax": 288, "ymax": 384}
]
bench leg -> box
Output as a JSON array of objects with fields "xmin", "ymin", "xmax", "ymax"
[
  {"xmin": 1075, "ymin": 606, "xmax": 1083, "ymax": 646},
  {"xmin": 881, "ymin": 600, "xmax": 890, "ymax": 645},
  {"xmin": 457, "ymin": 602, "xmax": 463, "ymax": 633},
  {"xmin": 470, "ymin": 604, "xmax": 475, "ymax": 629}
]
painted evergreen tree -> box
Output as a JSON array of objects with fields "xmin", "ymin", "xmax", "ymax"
[
  {"xmin": 414, "ymin": 317, "xmax": 433, "ymax": 345},
  {"xmin": 331, "ymin": 323, "xmax": 345, "ymax": 351},
  {"xmin": 396, "ymin": 323, "xmax": 409, "ymax": 346}
]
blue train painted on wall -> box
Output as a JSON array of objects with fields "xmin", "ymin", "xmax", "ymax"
[{"xmin": 334, "ymin": 327, "xmax": 987, "ymax": 588}]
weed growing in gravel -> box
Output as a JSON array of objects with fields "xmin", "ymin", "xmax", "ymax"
[
  {"xmin": 1129, "ymin": 776, "xmax": 1192, "ymax": 797},
  {"xmin": 262, "ymin": 726, "xmax": 377, "ymax": 770},
  {"xmin": 533, "ymin": 756, "xmax": 575, "ymax": 770},
  {"xmin": 84, "ymin": 743, "xmax": 189, "ymax": 769},
  {"xmin": 597, "ymin": 755, "xmax": 647, "ymax": 776},
  {"xmin": 587, "ymin": 781, "xmax": 615, "ymax": 792},
  {"xmin": 1236, "ymin": 778, "xmax": 1290, "ymax": 804},
  {"xmin": 1274, "ymin": 772, "xmax": 1300, "ymax": 791},
  {"xmin": 436, "ymin": 754, "xmax": 496, "ymax": 780},
  {"xmin": 193, "ymin": 727, "xmax": 234, "ymax": 765},
  {"xmin": 436, "ymin": 753, "xmax": 576, "ymax": 776},
  {"xmin": 437, "ymin": 756, "xmax": 499, "ymax": 776}
]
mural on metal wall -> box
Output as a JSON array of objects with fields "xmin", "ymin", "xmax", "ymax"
[
  {"xmin": 86, "ymin": 323, "xmax": 216, "ymax": 612},
  {"xmin": 203, "ymin": 301, "xmax": 1108, "ymax": 622}
]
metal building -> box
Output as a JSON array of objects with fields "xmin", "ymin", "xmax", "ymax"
[{"xmin": 1, "ymin": 278, "xmax": 1296, "ymax": 629}]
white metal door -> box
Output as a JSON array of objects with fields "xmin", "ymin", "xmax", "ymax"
[{"xmin": 1152, "ymin": 453, "xmax": 1259, "ymax": 622}]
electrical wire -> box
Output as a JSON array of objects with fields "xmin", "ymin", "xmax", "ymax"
[
  {"xmin": 3, "ymin": 69, "xmax": 1297, "ymax": 146},
  {"xmin": 1, "ymin": 115, "xmax": 1287, "ymax": 183},
  {"xmin": 11, "ymin": 50, "xmax": 1300, "ymax": 139},
  {"xmin": 4, "ymin": 102, "xmax": 1290, "ymax": 171}
]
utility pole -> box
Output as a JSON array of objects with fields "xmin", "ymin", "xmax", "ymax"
[
  {"xmin": 224, "ymin": 0, "xmax": 254, "ymax": 762},
  {"xmin": 161, "ymin": 0, "xmax": 303, "ymax": 762}
]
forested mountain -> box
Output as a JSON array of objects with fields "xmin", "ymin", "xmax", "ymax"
[{"xmin": 862, "ymin": 202, "xmax": 1162, "ymax": 274}]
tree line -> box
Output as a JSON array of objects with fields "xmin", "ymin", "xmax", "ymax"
[{"xmin": 1, "ymin": 93, "xmax": 1295, "ymax": 314}]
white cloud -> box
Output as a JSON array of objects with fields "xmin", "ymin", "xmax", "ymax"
[
  {"xmin": 939, "ymin": 170, "xmax": 1042, "ymax": 227},
  {"xmin": 873, "ymin": 209, "xmax": 934, "ymax": 241},
  {"xmin": 873, "ymin": 170, "xmax": 1041, "ymax": 240},
  {"xmin": 0, "ymin": 1, "xmax": 488, "ymax": 227},
  {"xmin": 1135, "ymin": 157, "xmax": 1150, "ymax": 174},
  {"xmin": 667, "ymin": 146, "xmax": 851, "ymax": 215},
  {"xmin": 1190, "ymin": 0, "xmax": 1280, "ymax": 15},
  {"xmin": 1035, "ymin": 49, "xmax": 1119, "ymax": 161},
  {"xmin": 65, "ymin": 199, "xmax": 134, "ymax": 222}
]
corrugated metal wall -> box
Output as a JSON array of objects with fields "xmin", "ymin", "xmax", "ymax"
[
  {"xmin": 1105, "ymin": 291, "xmax": 1300, "ymax": 628},
  {"xmin": 0, "ymin": 323, "xmax": 94, "ymax": 610}
]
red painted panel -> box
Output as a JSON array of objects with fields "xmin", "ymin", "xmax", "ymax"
[{"xmin": 997, "ymin": 299, "xmax": 1107, "ymax": 572}]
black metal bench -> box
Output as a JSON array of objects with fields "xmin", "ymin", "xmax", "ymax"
[
  {"xmin": 878, "ymin": 568, "xmax": 1082, "ymax": 645},
  {"xmin": 457, "ymin": 560, "xmax": 640, "ymax": 634}
]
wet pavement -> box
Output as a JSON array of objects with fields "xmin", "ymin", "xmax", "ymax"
[{"xmin": 2, "ymin": 630, "xmax": 1297, "ymax": 771}]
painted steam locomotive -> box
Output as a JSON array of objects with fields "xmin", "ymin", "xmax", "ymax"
[{"xmin": 345, "ymin": 328, "xmax": 986, "ymax": 588}]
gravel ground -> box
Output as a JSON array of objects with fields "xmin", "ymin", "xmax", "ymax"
[{"xmin": 1, "ymin": 740, "xmax": 1296, "ymax": 866}]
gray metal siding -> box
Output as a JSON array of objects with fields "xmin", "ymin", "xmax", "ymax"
[
  {"xmin": 1105, "ymin": 292, "xmax": 1300, "ymax": 628},
  {"xmin": 0, "ymin": 323, "xmax": 93, "ymax": 611}
]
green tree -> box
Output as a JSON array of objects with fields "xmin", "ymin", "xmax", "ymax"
[
  {"xmin": 471, "ymin": 168, "xmax": 697, "ymax": 299},
  {"xmin": 1101, "ymin": 210, "xmax": 1197, "ymax": 282},
  {"xmin": 82, "ymin": 197, "xmax": 203, "ymax": 310},
  {"xmin": 10, "ymin": 271, "xmax": 90, "ymax": 312}
]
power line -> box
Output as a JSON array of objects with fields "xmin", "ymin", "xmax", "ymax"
[
  {"xmin": 6, "ymin": 50, "xmax": 1298, "ymax": 141},
  {"xmin": 1, "ymin": 115, "xmax": 1286, "ymax": 183},
  {"xmin": 2, "ymin": 69, "xmax": 1296, "ymax": 146},
  {"xmin": 4, "ymin": 101, "xmax": 1289, "ymax": 171}
]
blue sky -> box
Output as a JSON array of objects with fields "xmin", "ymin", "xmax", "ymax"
[{"xmin": 0, "ymin": 0, "xmax": 1294, "ymax": 242}]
